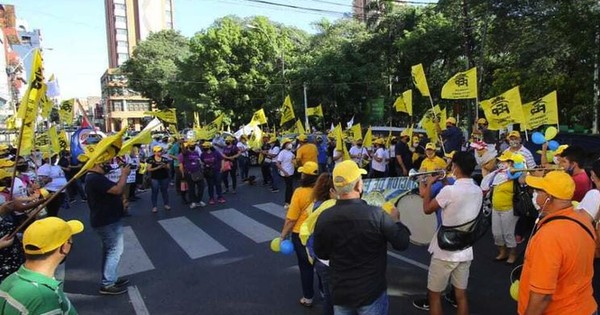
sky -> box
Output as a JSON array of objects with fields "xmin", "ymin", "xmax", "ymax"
[{"xmin": 7, "ymin": 0, "xmax": 433, "ymax": 99}]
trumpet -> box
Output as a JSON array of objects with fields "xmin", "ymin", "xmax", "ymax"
[
  {"xmin": 509, "ymin": 167, "xmax": 564, "ymax": 173},
  {"xmin": 408, "ymin": 169, "xmax": 447, "ymax": 182}
]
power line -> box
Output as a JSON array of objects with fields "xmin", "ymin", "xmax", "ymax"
[{"xmin": 240, "ymin": 0, "xmax": 347, "ymax": 16}]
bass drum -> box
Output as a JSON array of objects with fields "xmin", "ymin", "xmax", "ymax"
[{"xmin": 396, "ymin": 193, "xmax": 437, "ymax": 246}]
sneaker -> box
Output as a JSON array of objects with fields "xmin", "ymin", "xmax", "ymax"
[
  {"xmin": 164, "ymin": 205, "xmax": 171, "ymax": 211},
  {"xmin": 223, "ymin": 189, "xmax": 230, "ymax": 194},
  {"xmin": 69, "ymin": 199, "xmax": 76, "ymax": 204},
  {"xmin": 271, "ymin": 189, "xmax": 280, "ymax": 193},
  {"xmin": 412, "ymin": 298, "xmax": 429, "ymax": 311},
  {"xmin": 283, "ymin": 203, "xmax": 290, "ymax": 210},
  {"xmin": 231, "ymin": 189, "xmax": 237, "ymax": 194},
  {"xmin": 99, "ymin": 285, "xmax": 127, "ymax": 295},
  {"xmin": 81, "ymin": 198, "xmax": 88, "ymax": 203},
  {"xmin": 218, "ymin": 197, "xmax": 226, "ymax": 204},
  {"xmin": 190, "ymin": 202, "xmax": 197, "ymax": 209},
  {"xmin": 199, "ymin": 201, "xmax": 207, "ymax": 207},
  {"xmin": 208, "ymin": 199, "xmax": 216, "ymax": 205},
  {"xmin": 115, "ymin": 278, "xmax": 130, "ymax": 287},
  {"xmin": 299, "ymin": 297, "xmax": 313, "ymax": 307},
  {"xmin": 444, "ymin": 293, "xmax": 458, "ymax": 308}
]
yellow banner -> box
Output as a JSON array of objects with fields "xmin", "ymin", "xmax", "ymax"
[
  {"xmin": 250, "ymin": 108, "xmax": 268, "ymax": 125},
  {"xmin": 196, "ymin": 114, "xmax": 224, "ymax": 140},
  {"xmin": 419, "ymin": 105, "xmax": 446, "ymax": 141},
  {"xmin": 40, "ymin": 84, "xmax": 54, "ymax": 119},
  {"xmin": 306, "ymin": 104, "xmax": 323, "ymax": 117},
  {"xmin": 5, "ymin": 116, "xmax": 16, "ymax": 130},
  {"xmin": 49, "ymin": 126, "xmax": 60, "ymax": 153},
  {"xmin": 249, "ymin": 125, "xmax": 263, "ymax": 150},
  {"xmin": 334, "ymin": 123, "xmax": 343, "ymax": 151},
  {"xmin": 59, "ymin": 99, "xmax": 75, "ymax": 125},
  {"xmin": 75, "ymin": 128, "xmax": 126, "ymax": 178},
  {"xmin": 363, "ymin": 126, "xmax": 372, "ymax": 147},
  {"xmin": 394, "ymin": 89, "xmax": 413, "ymax": 116},
  {"xmin": 17, "ymin": 49, "xmax": 44, "ymax": 124},
  {"xmin": 143, "ymin": 109, "xmax": 177, "ymax": 124},
  {"xmin": 19, "ymin": 124, "xmax": 35, "ymax": 155},
  {"xmin": 522, "ymin": 91, "xmax": 558, "ymax": 130},
  {"xmin": 295, "ymin": 120, "xmax": 306, "ymax": 134},
  {"xmin": 280, "ymin": 95, "xmax": 295, "ymax": 126},
  {"xmin": 119, "ymin": 129, "xmax": 152, "ymax": 155},
  {"xmin": 441, "ymin": 67, "xmax": 478, "ymax": 99},
  {"xmin": 58, "ymin": 130, "xmax": 69, "ymax": 152},
  {"xmin": 351, "ymin": 123, "xmax": 362, "ymax": 141},
  {"xmin": 411, "ymin": 63, "xmax": 430, "ymax": 97},
  {"xmin": 193, "ymin": 112, "xmax": 200, "ymax": 128},
  {"xmin": 481, "ymin": 86, "xmax": 524, "ymax": 130}
]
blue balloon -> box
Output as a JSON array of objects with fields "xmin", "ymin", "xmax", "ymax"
[
  {"xmin": 531, "ymin": 132, "xmax": 546, "ymax": 145},
  {"xmin": 280, "ymin": 240, "xmax": 294, "ymax": 255},
  {"xmin": 548, "ymin": 140, "xmax": 560, "ymax": 151}
]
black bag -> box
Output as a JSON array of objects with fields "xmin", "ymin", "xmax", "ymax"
[
  {"xmin": 190, "ymin": 169, "xmax": 204, "ymax": 182},
  {"xmin": 513, "ymin": 180, "xmax": 537, "ymax": 218},
  {"xmin": 437, "ymin": 207, "xmax": 491, "ymax": 251}
]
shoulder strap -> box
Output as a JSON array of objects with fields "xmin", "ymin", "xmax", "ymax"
[{"xmin": 536, "ymin": 215, "xmax": 595, "ymax": 241}]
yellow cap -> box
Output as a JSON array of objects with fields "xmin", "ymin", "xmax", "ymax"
[
  {"xmin": 400, "ymin": 129, "xmax": 410, "ymax": 138},
  {"xmin": 511, "ymin": 153, "xmax": 525, "ymax": 164},
  {"xmin": 152, "ymin": 145, "xmax": 163, "ymax": 152},
  {"xmin": 185, "ymin": 141, "xmax": 196, "ymax": 147},
  {"xmin": 525, "ymin": 171, "xmax": 575, "ymax": 200},
  {"xmin": 554, "ymin": 145, "xmax": 568, "ymax": 156},
  {"xmin": 297, "ymin": 134, "xmax": 308, "ymax": 142},
  {"xmin": 425, "ymin": 143, "xmax": 436, "ymax": 150},
  {"xmin": 281, "ymin": 137, "xmax": 293, "ymax": 146},
  {"xmin": 226, "ymin": 136, "xmax": 235, "ymax": 142},
  {"xmin": 477, "ymin": 118, "xmax": 487, "ymax": 124},
  {"xmin": 333, "ymin": 160, "xmax": 367, "ymax": 187},
  {"xmin": 298, "ymin": 161, "xmax": 319, "ymax": 175},
  {"xmin": 23, "ymin": 217, "xmax": 84, "ymax": 255},
  {"xmin": 446, "ymin": 117, "xmax": 457, "ymax": 125},
  {"xmin": 201, "ymin": 142, "xmax": 212, "ymax": 148},
  {"xmin": 374, "ymin": 138, "xmax": 385, "ymax": 145},
  {"xmin": 506, "ymin": 131, "xmax": 521, "ymax": 139},
  {"xmin": 497, "ymin": 151, "xmax": 514, "ymax": 162}
]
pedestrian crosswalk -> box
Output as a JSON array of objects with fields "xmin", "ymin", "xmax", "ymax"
[{"xmin": 116, "ymin": 203, "xmax": 286, "ymax": 277}]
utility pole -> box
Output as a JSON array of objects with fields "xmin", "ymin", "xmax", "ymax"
[{"xmin": 303, "ymin": 82, "xmax": 309, "ymax": 132}]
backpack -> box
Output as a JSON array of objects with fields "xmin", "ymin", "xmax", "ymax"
[{"xmin": 513, "ymin": 180, "xmax": 538, "ymax": 218}]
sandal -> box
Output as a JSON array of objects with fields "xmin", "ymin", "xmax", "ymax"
[
  {"xmin": 164, "ymin": 205, "xmax": 171, "ymax": 211},
  {"xmin": 299, "ymin": 297, "xmax": 313, "ymax": 307},
  {"xmin": 152, "ymin": 207, "xmax": 158, "ymax": 213}
]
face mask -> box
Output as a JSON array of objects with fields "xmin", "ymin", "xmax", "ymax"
[
  {"xmin": 101, "ymin": 163, "xmax": 113, "ymax": 174},
  {"xmin": 566, "ymin": 163, "xmax": 575, "ymax": 175},
  {"xmin": 285, "ymin": 144, "xmax": 293, "ymax": 150},
  {"xmin": 531, "ymin": 191, "xmax": 541, "ymax": 211},
  {"xmin": 16, "ymin": 164, "xmax": 28, "ymax": 172},
  {"xmin": 552, "ymin": 156, "xmax": 560, "ymax": 165},
  {"xmin": 357, "ymin": 143, "xmax": 363, "ymax": 147},
  {"xmin": 189, "ymin": 146, "xmax": 196, "ymax": 151},
  {"xmin": 498, "ymin": 162, "xmax": 509, "ymax": 170},
  {"xmin": 509, "ymin": 140, "xmax": 520, "ymax": 148},
  {"xmin": 226, "ymin": 142, "xmax": 231, "ymax": 145}
]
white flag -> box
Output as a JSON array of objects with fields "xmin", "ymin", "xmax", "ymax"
[{"xmin": 346, "ymin": 115, "xmax": 355, "ymax": 130}]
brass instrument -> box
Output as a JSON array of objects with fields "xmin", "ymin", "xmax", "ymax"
[
  {"xmin": 408, "ymin": 169, "xmax": 447, "ymax": 182},
  {"xmin": 509, "ymin": 167, "xmax": 564, "ymax": 173}
]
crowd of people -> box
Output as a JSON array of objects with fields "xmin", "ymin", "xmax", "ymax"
[{"xmin": 0, "ymin": 115, "xmax": 598, "ymax": 314}]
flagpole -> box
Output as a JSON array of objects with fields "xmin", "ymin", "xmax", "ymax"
[{"xmin": 10, "ymin": 120, "xmax": 28, "ymax": 199}]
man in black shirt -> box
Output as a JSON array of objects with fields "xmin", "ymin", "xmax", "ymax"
[
  {"xmin": 395, "ymin": 132, "xmax": 413, "ymax": 176},
  {"xmin": 313, "ymin": 160, "xmax": 411, "ymax": 314},
  {"xmin": 85, "ymin": 161, "xmax": 131, "ymax": 295}
]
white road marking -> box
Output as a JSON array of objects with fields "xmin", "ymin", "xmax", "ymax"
[
  {"xmin": 128, "ymin": 285, "xmax": 150, "ymax": 315},
  {"xmin": 211, "ymin": 208, "xmax": 280, "ymax": 243},
  {"xmin": 253, "ymin": 202, "xmax": 286, "ymax": 219},
  {"xmin": 159, "ymin": 217, "xmax": 227, "ymax": 259},
  {"xmin": 119, "ymin": 227, "xmax": 155, "ymax": 276}
]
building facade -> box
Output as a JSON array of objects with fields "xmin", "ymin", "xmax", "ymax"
[{"xmin": 102, "ymin": 0, "xmax": 174, "ymax": 132}]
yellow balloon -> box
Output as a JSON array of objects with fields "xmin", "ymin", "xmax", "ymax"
[
  {"xmin": 510, "ymin": 280, "xmax": 520, "ymax": 301},
  {"xmin": 270, "ymin": 238, "xmax": 281, "ymax": 252},
  {"xmin": 545, "ymin": 126, "xmax": 558, "ymax": 141}
]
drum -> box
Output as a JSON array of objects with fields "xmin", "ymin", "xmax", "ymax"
[{"xmin": 396, "ymin": 193, "xmax": 437, "ymax": 246}]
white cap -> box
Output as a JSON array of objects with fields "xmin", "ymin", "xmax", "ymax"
[{"xmin": 576, "ymin": 189, "xmax": 600, "ymax": 219}]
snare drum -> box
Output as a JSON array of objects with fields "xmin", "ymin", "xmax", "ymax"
[{"xmin": 396, "ymin": 193, "xmax": 437, "ymax": 246}]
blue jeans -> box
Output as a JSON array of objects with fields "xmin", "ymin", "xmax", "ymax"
[
  {"xmin": 270, "ymin": 162, "xmax": 280, "ymax": 190},
  {"xmin": 94, "ymin": 221, "xmax": 124, "ymax": 287},
  {"xmin": 239, "ymin": 156, "xmax": 250, "ymax": 180},
  {"xmin": 292, "ymin": 233, "xmax": 314, "ymax": 299},
  {"xmin": 205, "ymin": 171, "xmax": 223, "ymax": 199},
  {"xmin": 315, "ymin": 259, "xmax": 333, "ymax": 315},
  {"xmin": 334, "ymin": 291, "xmax": 388, "ymax": 315},
  {"xmin": 151, "ymin": 178, "xmax": 170, "ymax": 207}
]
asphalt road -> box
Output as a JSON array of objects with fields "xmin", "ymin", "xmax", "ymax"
[{"xmin": 54, "ymin": 168, "xmax": 600, "ymax": 315}]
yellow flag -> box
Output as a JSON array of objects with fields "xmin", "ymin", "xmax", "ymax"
[
  {"xmin": 40, "ymin": 84, "xmax": 54, "ymax": 119},
  {"xmin": 249, "ymin": 125, "xmax": 263, "ymax": 150},
  {"xmin": 441, "ymin": 67, "xmax": 478, "ymax": 99},
  {"xmin": 58, "ymin": 130, "xmax": 69, "ymax": 152},
  {"xmin": 280, "ymin": 95, "xmax": 295, "ymax": 126},
  {"xmin": 75, "ymin": 128, "xmax": 126, "ymax": 178},
  {"xmin": 334, "ymin": 124, "xmax": 343, "ymax": 151},
  {"xmin": 350, "ymin": 123, "xmax": 362, "ymax": 141},
  {"xmin": 394, "ymin": 89, "xmax": 413, "ymax": 116},
  {"xmin": 363, "ymin": 126, "xmax": 372, "ymax": 147},
  {"xmin": 20, "ymin": 124, "xmax": 35, "ymax": 155},
  {"xmin": 196, "ymin": 114, "xmax": 224, "ymax": 140},
  {"xmin": 59, "ymin": 99, "xmax": 75, "ymax": 125},
  {"xmin": 119, "ymin": 130, "xmax": 152, "ymax": 155},
  {"xmin": 522, "ymin": 91, "xmax": 559, "ymax": 130},
  {"xmin": 143, "ymin": 109, "xmax": 177, "ymax": 124},
  {"xmin": 306, "ymin": 104, "xmax": 324, "ymax": 117},
  {"xmin": 5, "ymin": 116, "xmax": 16, "ymax": 130},
  {"xmin": 49, "ymin": 126, "xmax": 60, "ymax": 153},
  {"xmin": 411, "ymin": 63, "xmax": 430, "ymax": 97},
  {"xmin": 295, "ymin": 120, "xmax": 306, "ymax": 134},
  {"xmin": 481, "ymin": 86, "xmax": 525, "ymax": 130},
  {"xmin": 17, "ymin": 49, "xmax": 43, "ymax": 124},
  {"xmin": 419, "ymin": 105, "xmax": 445, "ymax": 140},
  {"xmin": 250, "ymin": 108, "xmax": 268, "ymax": 125},
  {"xmin": 194, "ymin": 112, "xmax": 200, "ymax": 128}
]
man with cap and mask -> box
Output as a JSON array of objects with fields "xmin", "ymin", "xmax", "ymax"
[
  {"xmin": 395, "ymin": 130, "xmax": 413, "ymax": 176},
  {"xmin": 503, "ymin": 131, "xmax": 535, "ymax": 169},
  {"xmin": 472, "ymin": 118, "xmax": 497, "ymax": 145},
  {"xmin": 85, "ymin": 159, "xmax": 131, "ymax": 295},
  {"xmin": 0, "ymin": 217, "xmax": 83, "ymax": 314},
  {"xmin": 313, "ymin": 160, "xmax": 410, "ymax": 315},
  {"xmin": 517, "ymin": 171, "xmax": 597, "ymax": 315},
  {"xmin": 560, "ymin": 145, "xmax": 592, "ymax": 202},
  {"xmin": 437, "ymin": 117, "xmax": 463, "ymax": 154}
]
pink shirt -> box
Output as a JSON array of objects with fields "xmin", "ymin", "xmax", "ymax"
[{"xmin": 572, "ymin": 171, "xmax": 592, "ymax": 202}]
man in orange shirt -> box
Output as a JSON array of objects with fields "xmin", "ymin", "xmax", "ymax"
[
  {"xmin": 518, "ymin": 171, "xmax": 597, "ymax": 315},
  {"xmin": 296, "ymin": 134, "xmax": 318, "ymax": 168}
]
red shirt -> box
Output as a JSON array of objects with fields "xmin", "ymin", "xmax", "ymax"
[{"xmin": 572, "ymin": 171, "xmax": 592, "ymax": 202}]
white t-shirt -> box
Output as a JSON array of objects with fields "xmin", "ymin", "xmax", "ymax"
[
  {"xmin": 237, "ymin": 142, "xmax": 249, "ymax": 157},
  {"xmin": 12, "ymin": 177, "xmax": 28, "ymax": 199},
  {"xmin": 429, "ymin": 178, "xmax": 483, "ymax": 262},
  {"xmin": 125, "ymin": 155, "xmax": 138, "ymax": 184},
  {"xmin": 349, "ymin": 146, "xmax": 369, "ymax": 165},
  {"xmin": 266, "ymin": 146, "xmax": 280, "ymax": 163},
  {"xmin": 333, "ymin": 150, "xmax": 343, "ymax": 165},
  {"xmin": 276, "ymin": 149, "xmax": 295, "ymax": 176},
  {"xmin": 577, "ymin": 189, "xmax": 600, "ymax": 219},
  {"xmin": 371, "ymin": 148, "xmax": 388, "ymax": 172},
  {"xmin": 37, "ymin": 164, "xmax": 67, "ymax": 192}
]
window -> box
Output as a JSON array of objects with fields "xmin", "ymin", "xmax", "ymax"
[
  {"xmin": 127, "ymin": 101, "xmax": 150, "ymax": 112},
  {"xmin": 113, "ymin": 0, "xmax": 125, "ymax": 4},
  {"xmin": 114, "ymin": 3, "xmax": 126, "ymax": 16},
  {"xmin": 115, "ymin": 16, "xmax": 126, "ymax": 24},
  {"xmin": 111, "ymin": 100, "xmax": 124, "ymax": 112},
  {"xmin": 116, "ymin": 28, "xmax": 127, "ymax": 36}
]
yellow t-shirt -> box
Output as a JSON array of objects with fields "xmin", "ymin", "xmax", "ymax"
[
  {"xmin": 492, "ymin": 180, "xmax": 514, "ymax": 211},
  {"xmin": 296, "ymin": 143, "xmax": 318, "ymax": 167},
  {"xmin": 286, "ymin": 187, "xmax": 314, "ymax": 233},
  {"xmin": 419, "ymin": 156, "xmax": 447, "ymax": 172}
]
